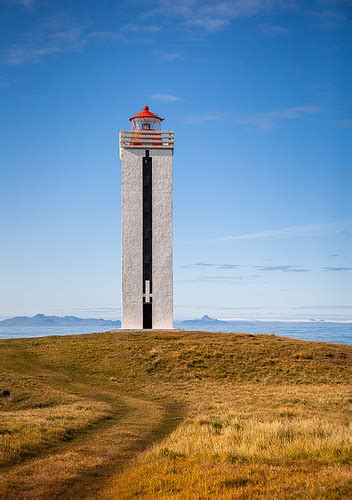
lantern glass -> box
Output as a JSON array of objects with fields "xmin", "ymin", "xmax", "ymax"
[{"xmin": 131, "ymin": 117, "xmax": 161, "ymax": 131}]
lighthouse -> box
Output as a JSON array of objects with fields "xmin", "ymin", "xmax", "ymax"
[{"xmin": 120, "ymin": 106, "xmax": 174, "ymax": 329}]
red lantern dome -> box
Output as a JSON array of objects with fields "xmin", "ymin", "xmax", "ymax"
[{"xmin": 129, "ymin": 105, "xmax": 164, "ymax": 131}]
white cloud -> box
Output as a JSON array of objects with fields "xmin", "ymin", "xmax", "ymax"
[
  {"xmin": 184, "ymin": 105, "xmax": 320, "ymax": 128},
  {"xmin": 257, "ymin": 23, "xmax": 289, "ymax": 35},
  {"xmin": 148, "ymin": 0, "xmax": 285, "ymax": 32},
  {"xmin": 237, "ymin": 105, "xmax": 321, "ymax": 130},
  {"xmin": 3, "ymin": 15, "xmax": 158, "ymax": 65},
  {"xmin": 88, "ymin": 31, "xmax": 153, "ymax": 45},
  {"xmin": 1, "ymin": 0, "xmax": 36, "ymax": 8},
  {"xmin": 322, "ymin": 267, "xmax": 352, "ymax": 272},
  {"xmin": 87, "ymin": 31, "xmax": 124, "ymax": 41},
  {"xmin": 3, "ymin": 20, "xmax": 88, "ymax": 65},
  {"xmin": 151, "ymin": 93, "xmax": 181, "ymax": 102},
  {"xmin": 153, "ymin": 50, "xmax": 182, "ymax": 63},
  {"xmin": 182, "ymin": 220, "xmax": 352, "ymax": 243},
  {"xmin": 185, "ymin": 111, "xmax": 228, "ymax": 124},
  {"xmin": 5, "ymin": 45, "xmax": 61, "ymax": 64},
  {"xmin": 179, "ymin": 275, "xmax": 261, "ymax": 284},
  {"xmin": 121, "ymin": 22, "xmax": 160, "ymax": 33},
  {"xmin": 307, "ymin": 9, "xmax": 347, "ymax": 29}
]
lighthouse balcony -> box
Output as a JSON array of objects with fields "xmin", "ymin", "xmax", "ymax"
[{"xmin": 120, "ymin": 130, "xmax": 174, "ymax": 150}]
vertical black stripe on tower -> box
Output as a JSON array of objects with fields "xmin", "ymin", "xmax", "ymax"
[{"xmin": 143, "ymin": 150, "xmax": 153, "ymax": 329}]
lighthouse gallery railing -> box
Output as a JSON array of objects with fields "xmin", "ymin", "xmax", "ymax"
[{"xmin": 120, "ymin": 130, "xmax": 174, "ymax": 149}]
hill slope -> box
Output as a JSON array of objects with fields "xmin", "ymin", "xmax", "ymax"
[{"xmin": 0, "ymin": 330, "xmax": 351, "ymax": 498}]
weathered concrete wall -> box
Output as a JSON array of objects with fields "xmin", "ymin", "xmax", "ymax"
[
  {"xmin": 121, "ymin": 147, "xmax": 173, "ymax": 329},
  {"xmin": 121, "ymin": 148, "xmax": 143, "ymax": 329},
  {"xmin": 151, "ymin": 149, "xmax": 173, "ymax": 329}
]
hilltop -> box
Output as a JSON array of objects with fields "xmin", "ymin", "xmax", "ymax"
[{"xmin": 0, "ymin": 330, "xmax": 351, "ymax": 498}]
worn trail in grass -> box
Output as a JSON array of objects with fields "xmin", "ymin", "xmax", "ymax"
[
  {"xmin": 2, "ymin": 385, "xmax": 184, "ymax": 499},
  {"xmin": 1, "ymin": 330, "xmax": 351, "ymax": 498},
  {"xmin": 0, "ymin": 339, "xmax": 186, "ymax": 499}
]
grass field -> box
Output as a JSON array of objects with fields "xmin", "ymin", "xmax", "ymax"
[{"xmin": 0, "ymin": 330, "xmax": 351, "ymax": 498}]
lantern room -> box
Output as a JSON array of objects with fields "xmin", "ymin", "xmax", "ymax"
[{"xmin": 129, "ymin": 105, "xmax": 164, "ymax": 131}]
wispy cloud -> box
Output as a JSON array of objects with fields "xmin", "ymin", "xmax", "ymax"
[
  {"xmin": 182, "ymin": 262, "xmax": 309, "ymax": 272},
  {"xmin": 181, "ymin": 263, "xmax": 239, "ymax": 269},
  {"xmin": 2, "ymin": 13, "xmax": 156, "ymax": 65},
  {"xmin": 185, "ymin": 111, "xmax": 228, "ymax": 124},
  {"xmin": 148, "ymin": 0, "xmax": 286, "ymax": 33},
  {"xmin": 182, "ymin": 220, "xmax": 352, "ymax": 243},
  {"xmin": 151, "ymin": 93, "xmax": 181, "ymax": 102},
  {"xmin": 121, "ymin": 22, "xmax": 161, "ymax": 33},
  {"xmin": 5, "ymin": 45, "xmax": 60, "ymax": 64},
  {"xmin": 322, "ymin": 267, "xmax": 352, "ymax": 272},
  {"xmin": 257, "ymin": 23, "xmax": 289, "ymax": 35},
  {"xmin": 307, "ymin": 9, "xmax": 347, "ymax": 29},
  {"xmin": 88, "ymin": 31, "xmax": 153, "ymax": 45},
  {"xmin": 2, "ymin": 0, "xmax": 36, "ymax": 9},
  {"xmin": 153, "ymin": 50, "xmax": 182, "ymax": 63},
  {"xmin": 257, "ymin": 265, "xmax": 310, "ymax": 272},
  {"xmin": 3, "ymin": 16, "xmax": 88, "ymax": 65},
  {"xmin": 178, "ymin": 274, "xmax": 262, "ymax": 284},
  {"xmin": 185, "ymin": 105, "xmax": 320, "ymax": 128},
  {"xmin": 88, "ymin": 31, "xmax": 124, "ymax": 42},
  {"xmin": 237, "ymin": 105, "xmax": 321, "ymax": 130}
]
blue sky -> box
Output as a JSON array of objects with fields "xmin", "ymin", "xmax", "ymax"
[{"xmin": 0, "ymin": 0, "xmax": 351, "ymax": 321}]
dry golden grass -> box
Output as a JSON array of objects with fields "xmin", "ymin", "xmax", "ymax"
[
  {"xmin": 1, "ymin": 400, "xmax": 112, "ymax": 466},
  {"xmin": 0, "ymin": 330, "xmax": 351, "ymax": 498},
  {"xmin": 104, "ymin": 383, "xmax": 352, "ymax": 499}
]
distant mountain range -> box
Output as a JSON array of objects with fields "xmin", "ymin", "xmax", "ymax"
[
  {"xmin": 0, "ymin": 314, "xmax": 338, "ymax": 329},
  {"xmin": 0, "ymin": 314, "xmax": 223, "ymax": 328},
  {"xmin": 0, "ymin": 314, "xmax": 121, "ymax": 327},
  {"xmin": 178, "ymin": 315, "xmax": 226, "ymax": 326}
]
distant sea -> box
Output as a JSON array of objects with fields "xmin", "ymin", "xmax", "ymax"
[
  {"xmin": 0, "ymin": 326, "xmax": 114, "ymax": 340},
  {"xmin": 177, "ymin": 321, "xmax": 352, "ymax": 345},
  {"xmin": 0, "ymin": 321, "xmax": 351, "ymax": 344}
]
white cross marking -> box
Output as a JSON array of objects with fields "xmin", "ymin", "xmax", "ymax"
[{"xmin": 145, "ymin": 280, "xmax": 152, "ymax": 303}]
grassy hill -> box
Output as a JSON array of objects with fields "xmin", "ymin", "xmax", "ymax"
[{"xmin": 1, "ymin": 330, "xmax": 351, "ymax": 498}]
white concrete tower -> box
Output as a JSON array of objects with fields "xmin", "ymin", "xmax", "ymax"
[{"xmin": 120, "ymin": 106, "xmax": 174, "ymax": 329}]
